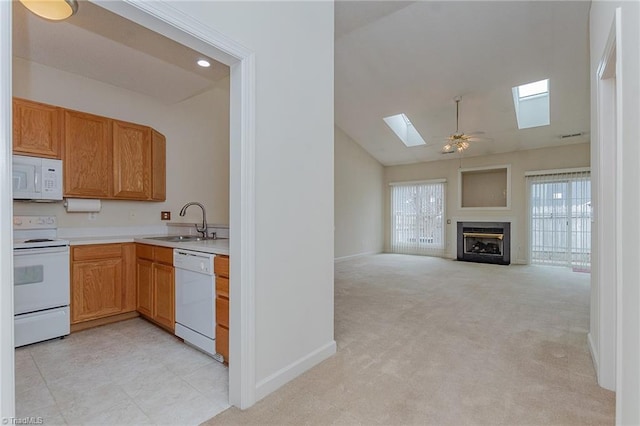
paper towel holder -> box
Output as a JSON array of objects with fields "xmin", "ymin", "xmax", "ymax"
[{"xmin": 63, "ymin": 198, "xmax": 102, "ymax": 213}]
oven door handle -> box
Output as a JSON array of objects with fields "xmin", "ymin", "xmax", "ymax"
[{"xmin": 13, "ymin": 246, "xmax": 69, "ymax": 256}]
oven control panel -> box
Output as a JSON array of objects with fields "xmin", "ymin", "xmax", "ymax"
[{"xmin": 13, "ymin": 215, "xmax": 57, "ymax": 230}]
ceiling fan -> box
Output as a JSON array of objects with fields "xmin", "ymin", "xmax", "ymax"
[{"xmin": 440, "ymin": 96, "xmax": 487, "ymax": 154}]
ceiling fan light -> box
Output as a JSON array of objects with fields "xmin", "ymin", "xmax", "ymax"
[{"xmin": 19, "ymin": 0, "xmax": 78, "ymax": 21}]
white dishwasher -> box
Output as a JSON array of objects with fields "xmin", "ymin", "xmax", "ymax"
[{"xmin": 174, "ymin": 248, "xmax": 220, "ymax": 360}]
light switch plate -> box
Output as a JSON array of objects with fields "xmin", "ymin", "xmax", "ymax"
[{"xmin": 161, "ymin": 211, "xmax": 171, "ymax": 220}]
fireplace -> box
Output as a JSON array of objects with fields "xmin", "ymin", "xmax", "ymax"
[{"xmin": 457, "ymin": 222, "xmax": 511, "ymax": 265}]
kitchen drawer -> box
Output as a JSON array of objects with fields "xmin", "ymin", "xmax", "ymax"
[
  {"xmin": 216, "ymin": 324, "xmax": 229, "ymax": 363},
  {"xmin": 216, "ymin": 296, "xmax": 229, "ymax": 328},
  {"xmin": 216, "ymin": 276, "xmax": 229, "ymax": 298},
  {"xmin": 136, "ymin": 244, "xmax": 154, "ymax": 260},
  {"xmin": 154, "ymin": 246, "xmax": 173, "ymax": 265},
  {"xmin": 214, "ymin": 255, "xmax": 229, "ymax": 277},
  {"xmin": 73, "ymin": 244, "xmax": 122, "ymax": 261}
]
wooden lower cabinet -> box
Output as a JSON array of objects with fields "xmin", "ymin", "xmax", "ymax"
[
  {"xmin": 214, "ymin": 255, "xmax": 230, "ymax": 363},
  {"xmin": 136, "ymin": 244, "xmax": 175, "ymax": 332},
  {"xmin": 71, "ymin": 243, "xmax": 135, "ymax": 324},
  {"xmin": 136, "ymin": 258, "xmax": 153, "ymax": 318},
  {"xmin": 153, "ymin": 263, "xmax": 174, "ymax": 331}
]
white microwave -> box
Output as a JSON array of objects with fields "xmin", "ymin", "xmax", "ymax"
[{"xmin": 12, "ymin": 155, "xmax": 63, "ymax": 201}]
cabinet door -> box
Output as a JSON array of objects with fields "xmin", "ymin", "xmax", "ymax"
[
  {"xmin": 136, "ymin": 258, "xmax": 153, "ymax": 318},
  {"xmin": 216, "ymin": 325, "xmax": 229, "ymax": 363},
  {"xmin": 13, "ymin": 98, "xmax": 62, "ymax": 159},
  {"xmin": 121, "ymin": 244, "xmax": 137, "ymax": 313},
  {"xmin": 64, "ymin": 110, "xmax": 113, "ymax": 198},
  {"xmin": 153, "ymin": 263, "xmax": 174, "ymax": 331},
  {"xmin": 113, "ymin": 120, "xmax": 151, "ymax": 199},
  {"xmin": 151, "ymin": 130, "xmax": 166, "ymax": 201},
  {"xmin": 215, "ymin": 296, "xmax": 229, "ymax": 328},
  {"xmin": 71, "ymin": 258, "xmax": 123, "ymax": 323},
  {"xmin": 214, "ymin": 255, "xmax": 229, "ymax": 278}
]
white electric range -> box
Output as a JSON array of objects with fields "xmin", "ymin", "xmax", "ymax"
[{"xmin": 13, "ymin": 215, "xmax": 70, "ymax": 347}]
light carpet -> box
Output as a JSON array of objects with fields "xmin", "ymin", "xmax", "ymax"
[{"xmin": 204, "ymin": 254, "xmax": 615, "ymax": 425}]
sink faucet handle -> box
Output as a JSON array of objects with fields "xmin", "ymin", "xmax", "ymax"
[{"xmin": 209, "ymin": 231, "xmax": 217, "ymax": 240}]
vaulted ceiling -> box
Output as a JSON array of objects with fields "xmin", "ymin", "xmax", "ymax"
[{"xmin": 335, "ymin": 1, "xmax": 591, "ymax": 166}]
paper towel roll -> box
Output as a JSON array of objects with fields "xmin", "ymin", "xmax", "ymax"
[{"xmin": 64, "ymin": 198, "xmax": 102, "ymax": 213}]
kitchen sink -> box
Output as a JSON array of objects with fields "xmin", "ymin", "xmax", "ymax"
[
  {"xmin": 147, "ymin": 235, "xmax": 205, "ymax": 242},
  {"xmin": 146, "ymin": 235, "xmax": 229, "ymax": 242}
]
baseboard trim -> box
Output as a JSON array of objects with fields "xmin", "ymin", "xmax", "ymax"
[
  {"xmin": 255, "ymin": 340, "xmax": 336, "ymax": 401},
  {"xmin": 587, "ymin": 332, "xmax": 599, "ymax": 380},
  {"xmin": 334, "ymin": 251, "xmax": 380, "ymax": 262}
]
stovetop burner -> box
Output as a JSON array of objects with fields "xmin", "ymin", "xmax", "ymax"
[{"xmin": 24, "ymin": 238, "xmax": 55, "ymax": 243}]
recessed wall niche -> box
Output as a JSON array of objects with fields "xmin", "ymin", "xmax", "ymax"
[{"xmin": 458, "ymin": 165, "xmax": 511, "ymax": 209}]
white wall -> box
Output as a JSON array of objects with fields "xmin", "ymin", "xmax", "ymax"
[
  {"xmin": 0, "ymin": 1, "xmax": 14, "ymax": 417},
  {"xmin": 590, "ymin": 2, "xmax": 640, "ymax": 424},
  {"xmin": 334, "ymin": 126, "xmax": 384, "ymax": 259},
  {"xmin": 384, "ymin": 143, "xmax": 590, "ymax": 263},
  {"xmin": 12, "ymin": 57, "xmax": 230, "ymax": 227},
  {"xmin": 166, "ymin": 1, "xmax": 336, "ymax": 398}
]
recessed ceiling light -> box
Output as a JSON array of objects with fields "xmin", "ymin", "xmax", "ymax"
[{"xmin": 197, "ymin": 59, "xmax": 211, "ymax": 68}]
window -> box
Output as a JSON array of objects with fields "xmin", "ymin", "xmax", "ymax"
[
  {"xmin": 512, "ymin": 79, "xmax": 550, "ymax": 129},
  {"xmin": 390, "ymin": 180, "xmax": 446, "ymax": 256},
  {"xmin": 383, "ymin": 113, "xmax": 426, "ymax": 147},
  {"xmin": 526, "ymin": 169, "xmax": 591, "ymax": 270}
]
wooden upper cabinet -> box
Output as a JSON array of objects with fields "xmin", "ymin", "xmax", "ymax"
[
  {"xmin": 16, "ymin": 98, "xmax": 166, "ymax": 201},
  {"xmin": 13, "ymin": 98, "xmax": 62, "ymax": 159},
  {"xmin": 113, "ymin": 120, "xmax": 151, "ymax": 199},
  {"xmin": 151, "ymin": 130, "xmax": 166, "ymax": 201},
  {"xmin": 63, "ymin": 110, "xmax": 113, "ymax": 198}
]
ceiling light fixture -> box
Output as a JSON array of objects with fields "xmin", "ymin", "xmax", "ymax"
[
  {"xmin": 441, "ymin": 96, "xmax": 487, "ymax": 154},
  {"xmin": 19, "ymin": 0, "xmax": 78, "ymax": 21},
  {"xmin": 197, "ymin": 59, "xmax": 211, "ymax": 68}
]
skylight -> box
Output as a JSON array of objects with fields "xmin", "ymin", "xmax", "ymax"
[
  {"xmin": 517, "ymin": 79, "xmax": 548, "ymax": 98},
  {"xmin": 383, "ymin": 113, "xmax": 426, "ymax": 147},
  {"xmin": 512, "ymin": 79, "xmax": 550, "ymax": 129}
]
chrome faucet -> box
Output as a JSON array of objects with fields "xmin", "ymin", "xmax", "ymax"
[{"xmin": 179, "ymin": 202, "xmax": 208, "ymax": 239}]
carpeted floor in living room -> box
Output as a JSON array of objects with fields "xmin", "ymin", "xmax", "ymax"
[{"xmin": 204, "ymin": 254, "xmax": 615, "ymax": 425}]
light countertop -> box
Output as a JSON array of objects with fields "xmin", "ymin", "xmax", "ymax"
[{"xmin": 67, "ymin": 235, "xmax": 229, "ymax": 255}]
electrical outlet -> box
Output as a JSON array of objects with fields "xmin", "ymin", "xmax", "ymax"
[{"xmin": 161, "ymin": 211, "xmax": 171, "ymax": 220}]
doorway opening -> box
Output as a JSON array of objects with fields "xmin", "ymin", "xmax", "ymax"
[{"xmin": 3, "ymin": 0, "xmax": 257, "ymax": 417}]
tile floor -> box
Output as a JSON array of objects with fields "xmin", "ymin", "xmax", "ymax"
[{"xmin": 15, "ymin": 318, "xmax": 229, "ymax": 425}]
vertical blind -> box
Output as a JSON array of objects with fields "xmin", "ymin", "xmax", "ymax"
[
  {"xmin": 390, "ymin": 180, "xmax": 446, "ymax": 256},
  {"xmin": 526, "ymin": 169, "xmax": 591, "ymax": 270}
]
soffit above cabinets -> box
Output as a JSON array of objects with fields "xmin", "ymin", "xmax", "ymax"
[{"xmin": 12, "ymin": 1, "xmax": 230, "ymax": 104}]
